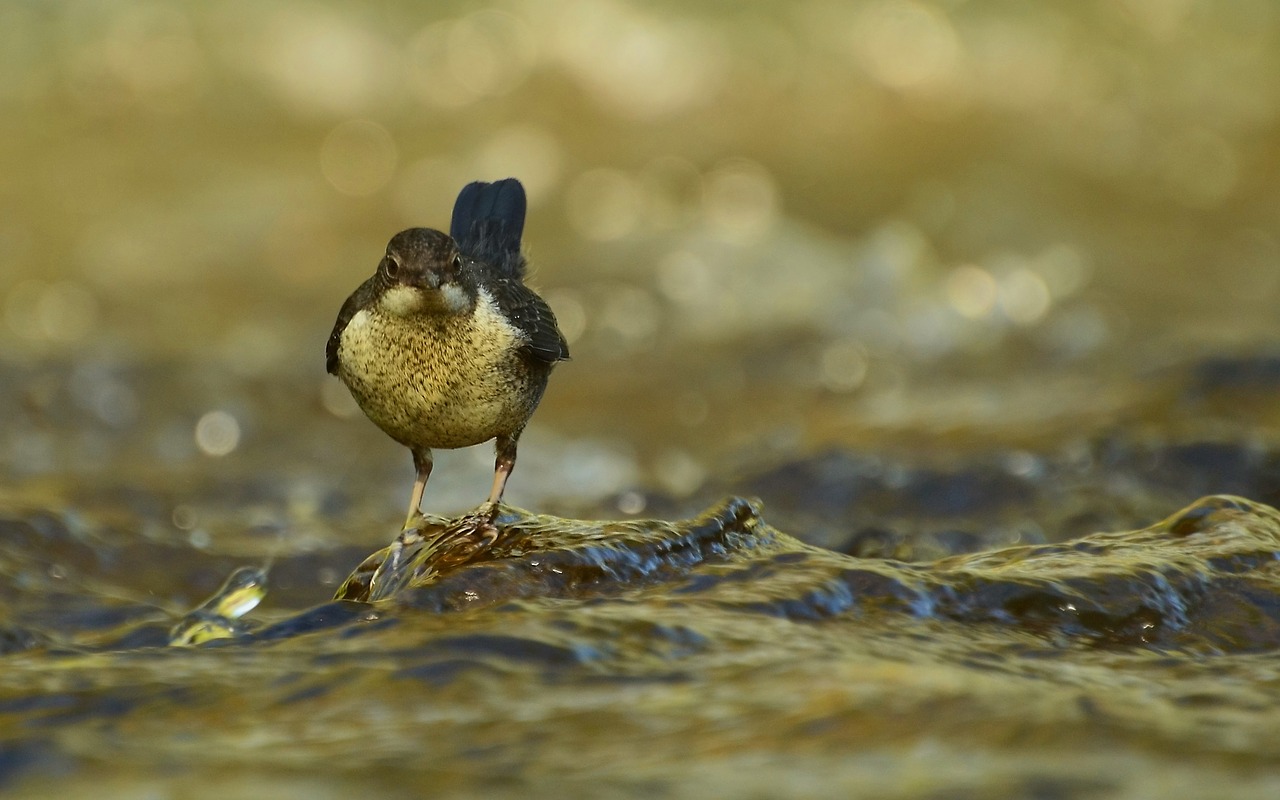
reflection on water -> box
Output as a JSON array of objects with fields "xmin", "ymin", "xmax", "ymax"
[
  {"xmin": 2, "ymin": 1, "xmax": 1280, "ymax": 797},
  {"xmin": 6, "ymin": 492, "xmax": 1280, "ymax": 799}
]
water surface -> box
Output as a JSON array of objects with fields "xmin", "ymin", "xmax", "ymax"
[{"xmin": 3, "ymin": 1, "xmax": 1280, "ymax": 797}]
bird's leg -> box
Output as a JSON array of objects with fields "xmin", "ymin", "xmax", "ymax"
[
  {"xmin": 405, "ymin": 448, "xmax": 434, "ymax": 530},
  {"xmin": 385, "ymin": 448, "xmax": 433, "ymax": 576},
  {"xmin": 463, "ymin": 433, "xmax": 519, "ymax": 548},
  {"xmin": 485, "ymin": 433, "xmax": 518, "ymax": 507}
]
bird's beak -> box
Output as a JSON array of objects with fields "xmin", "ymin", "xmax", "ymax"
[{"xmin": 402, "ymin": 269, "xmax": 442, "ymax": 291}]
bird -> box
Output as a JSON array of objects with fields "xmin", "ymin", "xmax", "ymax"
[{"xmin": 326, "ymin": 178, "xmax": 568, "ymax": 534}]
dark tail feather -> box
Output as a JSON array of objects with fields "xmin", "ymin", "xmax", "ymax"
[{"xmin": 450, "ymin": 179, "xmax": 527, "ymax": 274}]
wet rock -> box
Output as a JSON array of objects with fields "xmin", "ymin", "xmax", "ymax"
[{"xmin": 329, "ymin": 494, "xmax": 1280, "ymax": 654}]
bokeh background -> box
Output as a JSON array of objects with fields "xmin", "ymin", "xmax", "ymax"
[
  {"xmin": 5, "ymin": 3, "xmax": 1280, "ymax": 799},
  {"xmin": 1, "ymin": 0, "xmax": 1278, "ymax": 546}
]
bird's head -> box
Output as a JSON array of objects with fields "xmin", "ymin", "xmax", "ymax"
[{"xmin": 376, "ymin": 228, "xmax": 476, "ymax": 316}]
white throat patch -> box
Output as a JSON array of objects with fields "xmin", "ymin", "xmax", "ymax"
[
  {"xmin": 379, "ymin": 285, "xmax": 425, "ymax": 317},
  {"xmin": 378, "ymin": 282, "xmax": 473, "ymax": 317},
  {"xmin": 440, "ymin": 283, "xmax": 471, "ymax": 314}
]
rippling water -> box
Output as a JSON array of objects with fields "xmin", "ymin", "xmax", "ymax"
[
  {"xmin": 6, "ymin": 491, "xmax": 1280, "ymax": 798},
  {"xmin": 3, "ymin": 0, "xmax": 1280, "ymax": 797}
]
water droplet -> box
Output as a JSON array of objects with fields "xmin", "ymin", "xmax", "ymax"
[
  {"xmin": 703, "ymin": 159, "xmax": 778, "ymax": 244},
  {"xmin": 820, "ymin": 341, "xmax": 870, "ymax": 392},
  {"xmin": 195, "ymin": 410, "xmax": 241, "ymax": 457},
  {"xmin": 1000, "ymin": 269, "xmax": 1052, "ymax": 325},
  {"xmin": 617, "ymin": 491, "xmax": 646, "ymax": 515},
  {"xmin": 946, "ymin": 265, "xmax": 999, "ymax": 319}
]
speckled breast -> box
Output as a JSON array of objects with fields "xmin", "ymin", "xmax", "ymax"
[{"xmin": 335, "ymin": 304, "xmax": 540, "ymax": 450}]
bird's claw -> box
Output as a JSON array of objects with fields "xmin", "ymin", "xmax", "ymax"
[
  {"xmin": 385, "ymin": 526, "xmax": 424, "ymax": 573},
  {"xmin": 449, "ymin": 506, "xmax": 501, "ymax": 552}
]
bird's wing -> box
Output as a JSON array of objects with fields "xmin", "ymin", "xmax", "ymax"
[
  {"xmin": 326, "ymin": 276, "xmax": 379, "ymax": 375},
  {"xmin": 450, "ymin": 179, "xmax": 527, "ymax": 278},
  {"xmin": 488, "ymin": 278, "xmax": 570, "ymax": 364}
]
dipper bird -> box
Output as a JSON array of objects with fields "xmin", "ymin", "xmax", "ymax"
[{"xmin": 326, "ymin": 178, "xmax": 568, "ymax": 532}]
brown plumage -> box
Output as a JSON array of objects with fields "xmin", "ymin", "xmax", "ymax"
[{"xmin": 326, "ymin": 179, "xmax": 568, "ymax": 528}]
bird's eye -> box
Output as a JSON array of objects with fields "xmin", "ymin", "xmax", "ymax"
[{"xmin": 383, "ymin": 257, "xmax": 399, "ymax": 279}]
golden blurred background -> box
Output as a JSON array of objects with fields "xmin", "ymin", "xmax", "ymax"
[
  {"xmin": 1, "ymin": 0, "xmax": 1277, "ymax": 522},
  {"xmin": 4, "ymin": 7, "xmax": 1280, "ymax": 796}
]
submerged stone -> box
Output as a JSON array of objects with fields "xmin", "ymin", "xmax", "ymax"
[{"xmin": 326, "ymin": 494, "xmax": 1280, "ymax": 653}]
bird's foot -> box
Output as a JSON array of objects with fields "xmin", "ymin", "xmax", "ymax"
[
  {"xmin": 402, "ymin": 508, "xmax": 425, "ymax": 534},
  {"xmin": 386, "ymin": 525, "xmax": 425, "ymax": 573},
  {"xmin": 448, "ymin": 503, "xmax": 501, "ymax": 552}
]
